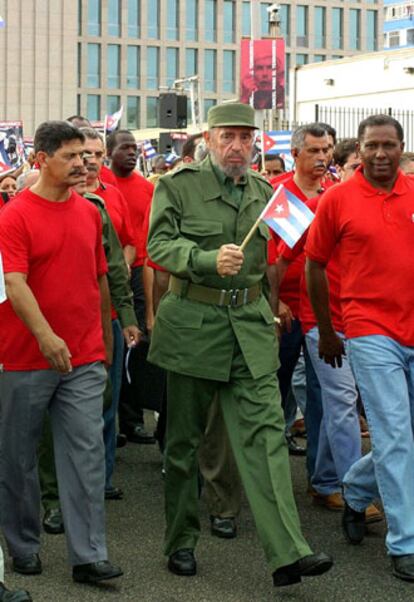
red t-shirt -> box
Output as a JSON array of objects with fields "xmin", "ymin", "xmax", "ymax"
[
  {"xmin": 91, "ymin": 182, "xmax": 135, "ymax": 248},
  {"xmin": 100, "ymin": 164, "xmax": 118, "ymax": 187},
  {"xmin": 101, "ymin": 170, "xmax": 154, "ymax": 268},
  {"xmin": 305, "ymin": 167, "xmax": 414, "ymax": 345},
  {"xmin": 0, "ymin": 189, "xmax": 107, "ymax": 370},
  {"xmin": 279, "ymin": 196, "xmax": 343, "ymax": 334}
]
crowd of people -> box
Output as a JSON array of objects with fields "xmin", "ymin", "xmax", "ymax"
[{"xmin": 0, "ymin": 102, "xmax": 413, "ymax": 601}]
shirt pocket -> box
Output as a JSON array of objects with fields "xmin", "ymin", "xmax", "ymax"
[{"xmin": 180, "ymin": 219, "xmax": 223, "ymax": 238}]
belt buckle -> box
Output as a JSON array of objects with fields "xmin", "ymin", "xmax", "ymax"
[{"xmin": 229, "ymin": 288, "xmax": 239, "ymax": 307}]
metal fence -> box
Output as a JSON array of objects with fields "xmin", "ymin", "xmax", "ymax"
[{"xmin": 315, "ymin": 105, "xmax": 414, "ymax": 151}]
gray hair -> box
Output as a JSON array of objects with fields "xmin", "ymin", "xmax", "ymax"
[
  {"xmin": 79, "ymin": 127, "xmax": 104, "ymax": 144},
  {"xmin": 16, "ymin": 169, "xmax": 40, "ymax": 191},
  {"xmin": 291, "ymin": 123, "xmax": 329, "ymax": 152}
]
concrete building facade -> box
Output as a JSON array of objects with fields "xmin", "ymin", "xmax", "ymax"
[{"xmin": 0, "ymin": 0, "xmax": 383, "ymax": 135}]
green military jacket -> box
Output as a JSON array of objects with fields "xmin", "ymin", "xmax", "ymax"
[
  {"xmin": 85, "ymin": 192, "xmax": 137, "ymax": 329},
  {"xmin": 147, "ymin": 156, "xmax": 279, "ymax": 382}
]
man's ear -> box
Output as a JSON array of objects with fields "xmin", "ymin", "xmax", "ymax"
[
  {"xmin": 291, "ymin": 147, "xmax": 299, "ymax": 160},
  {"xmin": 36, "ymin": 151, "xmax": 48, "ymax": 168}
]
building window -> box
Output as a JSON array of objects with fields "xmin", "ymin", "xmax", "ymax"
[
  {"xmin": 186, "ymin": 48, "xmax": 198, "ymax": 76},
  {"xmin": 349, "ymin": 9, "xmax": 360, "ymax": 50},
  {"xmin": 146, "ymin": 96, "xmax": 159, "ymax": 127},
  {"xmin": 87, "ymin": 0, "xmax": 101, "ymax": 36},
  {"xmin": 147, "ymin": 47, "xmax": 159, "ymax": 89},
  {"xmin": 204, "ymin": 49, "xmax": 216, "ymax": 92},
  {"xmin": 279, "ymin": 4, "xmax": 290, "ymax": 46},
  {"xmin": 314, "ymin": 7, "xmax": 326, "ymax": 48},
  {"xmin": 296, "ymin": 6, "xmax": 308, "ymax": 47},
  {"xmin": 107, "ymin": 0, "xmax": 121, "ymax": 36},
  {"xmin": 148, "ymin": 0, "xmax": 160, "ymax": 39},
  {"xmin": 223, "ymin": 50, "xmax": 235, "ymax": 93},
  {"xmin": 204, "ymin": 98, "xmax": 216, "ymax": 118},
  {"xmin": 388, "ymin": 30, "xmax": 400, "ymax": 48},
  {"xmin": 332, "ymin": 8, "xmax": 343, "ymax": 50},
  {"xmin": 128, "ymin": 0, "xmax": 140, "ymax": 38},
  {"xmin": 407, "ymin": 28, "xmax": 414, "ymax": 45},
  {"xmin": 87, "ymin": 43, "xmax": 101, "ymax": 88},
  {"xmin": 296, "ymin": 54, "xmax": 308, "ymax": 65},
  {"xmin": 127, "ymin": 96, "xmax": 140, "ymax": 129},
  {"xmin": 242, "ymin": 1, "xmax": 250, "ymax": 37},
  {"xmin": 77, "ymin": 43, "xmax": 82, "ymax": 87},
  {"xmin": 261, "ymin": 2, "xmax": 271, "ymax": 36},
  {"xmin": 87, "ymin": 94, "xmax": 101, "ymax": 120},
  {"xmin": 166, "ymin": 48, "xmax": 179, "ymax": 87},
  {"xmin": 223, "ymin": 0, "xmax": 235, "ymax": 43},
  {"xmin": 313, "ymin": 54, "xmax": 326, "ymax": 62},
  {"xmin": 127, "ymin": 46, "xmax": 140, "ymax": 89},
  {"xmin": 366, "ymin": 10, "xmax": 377, "ymax": 51},
  {"xmin": 204, "ymin": 0, "xmax": 217, "ymax": 42},
  {"xmin": 78, "ymin": 0, "xmax": 83, "ymax": 35},
  {"xmin": 166, "ymin": 0, "xmax": 179, "ymax": 41},
  {"xmin": 107, "ymin": 45, "xmax": 120, "ymax": 89},
  {"xmin": 107, "ymin": 95, "xmax": 121, "ymax": 116},
  {"xmin": 186, "ymin": 0, "xmax": 198, "ymax": 41}
]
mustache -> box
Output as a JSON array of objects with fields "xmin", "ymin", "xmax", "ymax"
[
  {"xmin": 69, "ymin": 169, "xmax": 85, "ymax": 176},
  {"xmin": 86, "ymin": 165, "xmax": 99, "ymax": 173}
]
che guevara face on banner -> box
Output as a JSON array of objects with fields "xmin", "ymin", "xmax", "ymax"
[{"xmin": 240, "ymin": 38, "xmax": 285, "ymax": 110}]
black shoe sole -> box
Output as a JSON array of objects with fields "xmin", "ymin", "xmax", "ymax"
[
  {"xmin": 211, "ymin": 529, "xmax": 237, "ymax": 539},
  {"xmin": 13, "ymin": 566, "xmax": 42, "ymax": 576},
  {"xmin": 73, "ymin": 569, "xmax": 123, "ymax": 583},
  {"xmin": 392, "ymin": 569, "xmax": 414, "ymax": 583},
  {"xmin": 167, "ymin": 564, "xmax": 197, "ymax": 576},
  {"xmin": 300, "ymin": 557, "xmax": 333, "ymax": 577}
]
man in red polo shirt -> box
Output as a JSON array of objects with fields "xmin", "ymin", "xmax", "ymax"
[
  {"xmin": 0, "ymin": 121, "xmax": 122, "ymax": 585},
  {"xmin": 103, "ymin": 130, "xmax": 156, "ymax": 443},
  {"xmin": 306, "ymin": 114, "xmax": 414, "ymax": 582}
]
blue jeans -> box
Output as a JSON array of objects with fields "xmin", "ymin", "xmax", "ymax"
[
  {"xmin": 306, "ymin": 327, "xmax": 361, "ymax": 495},
  {"xmin": 277, "ymin": 320, "xmax": 303, "ymax": 434},
  {"xmin": 303, "ymin": 344, "xmax": 324, "ymax": 480},
  {"xmin": 103, "ymin": 320, "xmax": 124, "ymax": 490},
  {"xmin": 344, "ymin": 335, "xmax": 414, "ymax": 556}
]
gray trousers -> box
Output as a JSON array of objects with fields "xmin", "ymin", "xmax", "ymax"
[{"xmin": 0, "ymin": 362, "xmax": 108, "ymax": 566}]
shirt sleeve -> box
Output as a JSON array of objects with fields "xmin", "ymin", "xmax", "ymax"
[
  {"xmin": 148, "ymin": 177, "xmax": 218, "ymax": 279},
  {"xmin": 305, "ymin": 189, "xmax": 341, "ymax": 265},
  {"xmin": 0, "ymin": 206, "xmax": 29, "ymax": 274}
]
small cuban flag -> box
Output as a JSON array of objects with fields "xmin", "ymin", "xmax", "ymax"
[
  {"xmin": 104, "ymin": 106, "xmax": 123, "ymax": 133},
  {"xmin": 261, "ymin": 184, "xmax": 315, "ymax": 248},
  {"xmin": 165, "ymin": 151, "xmax": 178, "ymax": 166},
  {"xmin": 143, "ymin": 140, "xmax": 157, "ymax": 159}
]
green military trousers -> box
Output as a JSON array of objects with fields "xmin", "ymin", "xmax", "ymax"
[{"xmin": 164, "ymin": 344, "xmax": 312, "ymax": 572}]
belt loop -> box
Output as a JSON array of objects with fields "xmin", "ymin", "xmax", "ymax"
[
  {"xmin": 179, "ymin": 279, "xmax": 190, "ymax": 298},
  {"xmin": 243, "ymin": 288, "xmax": 248, "ymax": 304}
]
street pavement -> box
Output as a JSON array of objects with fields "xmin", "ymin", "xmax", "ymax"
[{"xmin": 3, "ymin": 416, "xmax": 413, "ymax": 602}]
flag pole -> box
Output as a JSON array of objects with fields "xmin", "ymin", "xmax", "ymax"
[{"xmin": 239, "ymin": 184, "xmax": 283, "ymax": 251}]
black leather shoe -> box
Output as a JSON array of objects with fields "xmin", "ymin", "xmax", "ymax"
[
  {"xmin": 210, "ymin": 516, "xmax": 237, "ymax": 539},
  {"xmin": 43, "ymin": 508, "xmax": 64, "ymax": 534},
  {"xmin": 273, "ymin": 553, "xmax": 333, "ymax": 587},
  {"xmin": 342, "ymin": 502, "xmax": 365, "ymax": 545},
  {"xmin": 72, "ymin": 560, "xmax": 123, "ymax": 584},
  {"xmin": 0, "ymin": 583, "xmax": 32, "ymax": 602},
  {"xmin": 116, "ymin": 433, "xmax": 128, "ymax": 448},
  {"xmin": 127, "ymin": 425, "xmax": 155, "ymax": 444},
  {"xmin": 105, "ymin": 486, "xmax": 124, "ymax": 500},
  {"xmin": 286, "ymin": 434, "xmax": 306, "ymax": 456},
  {"xmin": 168, "ymin": 549, "xmax": 197, "ymax": 576},
  {"xmin": 392, "ymin": 555, "xmax": 414, "ymax": 582},
  {"xmin": 12, "ymin": 554, "xmax": 42, "ymax": 576}
]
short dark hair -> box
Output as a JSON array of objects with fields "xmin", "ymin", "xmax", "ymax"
[
  {"xmin": 264, "ymin": 154, "xmax": 285, "ymax": 171},
  {"xmin": 34, "ymin": 121, "xmax": 85, "ymax": 155},
  {"xmin": 291, "ymin": 123, "xmax": 329, "ymax": 151},
  {"xmin": 333, "ymin": 138, "xmax": 358, "ymax": 167},
  {"xmin": 358, "ymin": 114, "xmax": 404, "ymax": 142},
  {"xmin": 317, "ymin": 123, "xmax": 337, "ymax": 145},
  {"xmin": 181, "ymin": 133, "xmax": 203, "ymax": 160},
  {"xmin": 106, "ymin": 129, "xmax": 135, "ymax": 155}
]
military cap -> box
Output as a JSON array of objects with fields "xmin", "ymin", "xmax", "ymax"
[{"xmin": 207, "ymin": 102, "xmax": 258, "ymax": 129}]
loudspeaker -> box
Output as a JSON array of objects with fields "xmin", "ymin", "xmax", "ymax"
[
  {"xmin": 159, "ymin": 132, "xmax": 174, "ymax": 154},
  {"xmin": 159, "ymin": 93, "xmax": 187, "ymax": 129}
]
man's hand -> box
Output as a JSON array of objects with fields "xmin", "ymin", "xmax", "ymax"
[
  {"xmin": 318, "ymin": 332, "xmax": 345, "ymax": 368},
  {"xmin": 123, "ymin": 325, "xmax": 141, "ymax": 348},
  {"xmin": 277, "ymin": 300, "xmax": 294, "ymax": 334},
  {"xmin": 38, "ymin": 332, "xmax": 72, "ymax": 374},
  {"xmin": 217, "ymin": 244, "xmax": 244, "ymax": 277}
]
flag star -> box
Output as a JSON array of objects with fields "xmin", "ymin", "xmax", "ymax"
[{"xmin": 275, "ymin": 204, "xmax": 285, "ymax": 214}]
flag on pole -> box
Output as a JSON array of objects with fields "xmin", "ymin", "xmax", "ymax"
[
  {"xmin": 104, "ymin": 106, "xmax": 123, "ymax": 133},
  {"xmin": 143, "ymin": 140, "xmax": 157, "ymax": 159},
  {"xmin": 261, "ymin": 185, "xmax": 315, "ymax": 248},
  {"xmin": 164, "ymin": 151, "xmax": 178, "ymax": 166},
  {"xmin": 260, "ymin": 130, "xmax": 292, "ymax": 154}
]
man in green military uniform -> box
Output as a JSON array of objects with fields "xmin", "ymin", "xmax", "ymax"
[{"xmin": 147, "ymin": 102, "xmax": 333, "ymax": 587}]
